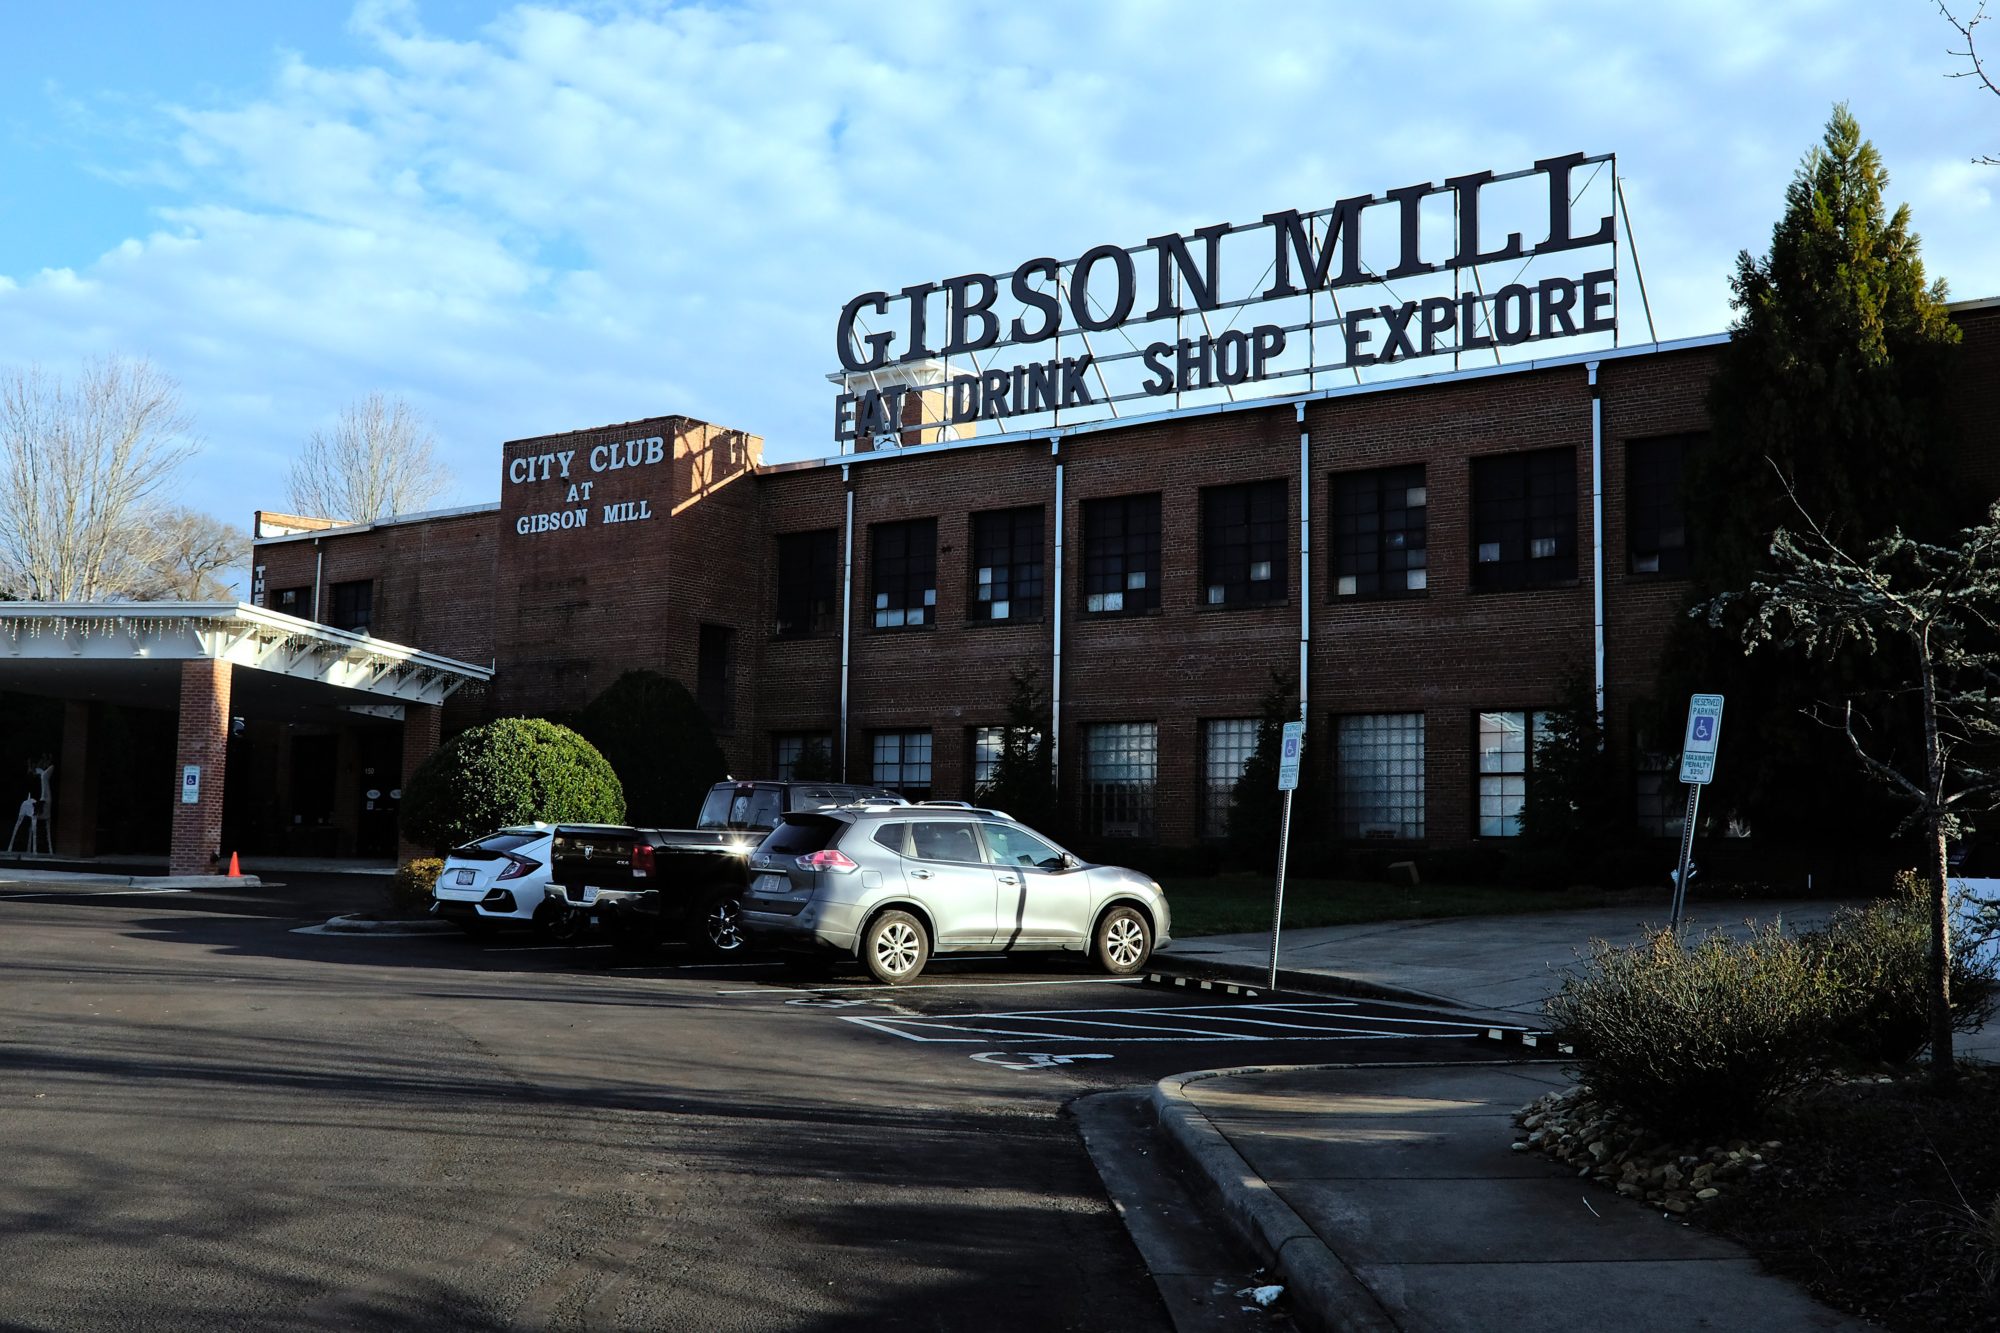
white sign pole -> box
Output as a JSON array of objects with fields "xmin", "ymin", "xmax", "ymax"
[
  {"xmin": 1268, "ymin": 721, "xmax": 1306, "ymax": 991},
  {"xmin": 1670, "ymin": 695, "xmax": 1724, "ymax": 931}
]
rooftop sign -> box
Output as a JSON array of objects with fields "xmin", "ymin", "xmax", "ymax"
[{"xmin": 832, "ymin": 152, "xmax": 1620, "ymax": 447}]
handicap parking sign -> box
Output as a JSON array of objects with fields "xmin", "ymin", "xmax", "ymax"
[{"xmin": 1679, "ymin": 695, "xmax": 1724, "ymax": 785}]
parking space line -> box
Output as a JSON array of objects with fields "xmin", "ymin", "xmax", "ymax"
[{"xmin": 715, "ymin": 976, "xmax": 1144, "ymax": 996}]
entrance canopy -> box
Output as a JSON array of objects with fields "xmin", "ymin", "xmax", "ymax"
[{"xmin": 0, "ymin": 602, "xmax": 491, "ymax": 717}]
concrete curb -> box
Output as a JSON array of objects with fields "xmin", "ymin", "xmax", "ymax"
[
  {"xmin": 1151, "ymin": 1066, "xmax": 1401, "ymax": 1333},
  {"xmin": 1148, "ymin": 954, "xmax": 1475, "ymax": 1011},
  {"xmin": 0, "ymin": 868, "xmax": 262, "ymax": 889}
]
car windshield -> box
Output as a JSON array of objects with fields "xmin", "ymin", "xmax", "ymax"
[{"xmin": 698, "ymin": 785, "xmax": 784, "ymax": 830}]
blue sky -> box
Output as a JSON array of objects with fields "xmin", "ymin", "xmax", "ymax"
[{"xmin": 2, "ymin": 0, "xmax": 1995, "ymax": 525}]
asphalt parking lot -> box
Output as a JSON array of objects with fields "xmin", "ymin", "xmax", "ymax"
[{"xmin": 0, "ymin": 872, "xmax": 1526, "ymax": 1331}]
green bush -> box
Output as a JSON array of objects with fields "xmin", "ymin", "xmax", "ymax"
[
  {"xmin": 1802, "ymin": 873, "xmax": 2000, "ymax": 1065},
  {"xmin": 401, "ymin": 717, "xmax": 626, "ymax": 852},
  {"xmin": 576, "ymin": 671, "xmax": 727, "ymax": 826},
  {"xmin": 389, "ymin": 858, "xmax": 444, "ymax": 914},
  {"xmin": 1547, "ymin": 924, "xmax": 1846, "ymax": 1133}
]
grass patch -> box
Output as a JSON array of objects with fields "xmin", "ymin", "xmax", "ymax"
[{"xmin": 1161, "ymin": 872, "xmax": 1608, "ymax": 937}]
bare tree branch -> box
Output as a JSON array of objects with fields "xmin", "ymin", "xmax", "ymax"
[
  {"xmin": 1940, "ymin": 1, "xmax": 2000, "ymax": 164},
  {"xmin": 286, "ymin": 393, "xmax": 452, "ymax": 524},
  {"xmin": 0, "ymin": 357, "xmax": 201, "ymax": 600}
]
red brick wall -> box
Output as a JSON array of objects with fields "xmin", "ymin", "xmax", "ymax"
[{"xmin": 170, "ymin": 660, "xmax": 231, "ymax": 875}]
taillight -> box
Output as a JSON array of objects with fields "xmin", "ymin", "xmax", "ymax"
[
  {"xmin": 631, "ymin": 843, "xmax": 656, "ymax": 878},
  {"xmin": 497, "ymin": 854, "xmax": 539, "ymax": 881},
  {"xmin": 796, "ymin": 849, "xmax": 858, "ymax": 873}
]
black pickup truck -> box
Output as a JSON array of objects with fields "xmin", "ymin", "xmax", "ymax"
[{"xmin": 548, "ymin": 780, "xmax": 905, "ymax": 957}]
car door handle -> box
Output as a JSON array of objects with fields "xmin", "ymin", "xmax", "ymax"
[
  {"xmin": 909, "ymin": 868, "xmax": 934, "ymax": 879},
  {"xmin": 996, "ymin": 874, "xmax": 1020, "ymax": 886}
]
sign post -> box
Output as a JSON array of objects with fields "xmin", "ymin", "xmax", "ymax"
[
  {"xmin": 1670, "ymin": 694, "xmax": 1724, "ymax": 931},
  {"xmin": 1268, "ymin": 721, "xmax": 1306, "ymax": 991}
]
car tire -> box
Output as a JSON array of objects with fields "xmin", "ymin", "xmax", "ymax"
[
  {"xmin": 1094, "ymin": 905, "xmax": 1152, "ymax": 976},
  {"xmin": 532, "ymin": 899, "xmax": 586, "ymax": 945},
  {"xmin": 690, "ymin": 891, "xmax": 750, "ymax": 960},
  {"xmin": 862, "ymin": 909, "xmax": 929, "ymax": 985}
]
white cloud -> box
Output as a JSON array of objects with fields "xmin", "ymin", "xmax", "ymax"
[{"xmin": 0, "ymin": 0, "xmax": 1994, "ymax": 524}]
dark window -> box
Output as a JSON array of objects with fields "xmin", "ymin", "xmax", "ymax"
[
  {"xmin": 1332, "ymin": 465, "xmax": 1427, "ymax": 598},
  {"xmin": 1201, "ymin": 479, "xmax": 1287, "ymax": 606},
  {"xmin": 697, "ymin": 624, "xmax": 736, "ymax": 730},
  {"xmin": 969, "ymin": 506, "xmax": 1044, "ymax": 622},
  {"xmin": 775, "ymin": 530, "xmax": 840, "ymax": 636},
  {"xmin": 1471, "ymin": 449, "xmax": 1576, "ymax": 591},
  {"xmin": 272, "ymin": 586, "xmax": 311, "ymax": 616},
  {"xmin": 1628, "ymin": 434, "xmax": 1697, "ymax": 577},
  {"xmin": 327, "ymin": 580, "xmax": 373, "ymax": 634},
  {"xmin": 772, "ymin": 732, "xmax": 834, "ymax": 781},
  {"xmin": 871, "ymin": 519, "xmax": 936, "ymax": 629},
  {"xmin": 1082, "ymin": 493, "xmax": 1160, "ymax": 615},
  {"xmin": 870, "ymin": 731, "xmax": 932, "ymax": 800},
  {"xmin": 1477, "ymin": 710, "xmax": 1554, "ymax": 837}
]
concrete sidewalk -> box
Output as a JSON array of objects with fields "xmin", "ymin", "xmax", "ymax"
[{"xmin": 1126, "ymin": 898, "xmax": 1962, "ymax": 1331}]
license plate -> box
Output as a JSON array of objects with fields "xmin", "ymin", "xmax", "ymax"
[
  {"xmin": 753, "ymin": 873, "xmax": 788, "ymax": 894},
  {"xmin": 455, "ymin": 869, "xmax": 475, "ymax": 885},
  {"xmin": 577, "ymin": 886, "xmax": 598, "ymax": 905}
]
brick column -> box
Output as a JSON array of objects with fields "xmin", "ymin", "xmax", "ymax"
[
  {"xmin": 55, "ymin": 700, "xmax": 97, "ymax": 857},
  {"xmin": 397, "ymin": 703, "xmax": 442, "ymax": 863},
  {"xmin": 169, "ymin": 660, "xmax": 232, "ymax": 876}
]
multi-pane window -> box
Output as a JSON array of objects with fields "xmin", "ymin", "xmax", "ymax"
[
  {"xmin": 971, "ymin": 725, "xmax": 1044, "ymax": 791},
  {"xmin": 1471, "ymin": 449, "xmax": 1576, "ymax": 591},
  {"xmin": 772, "ymin": 732, "xmax": 834, "ymax": 781},
  {"xmin": 1202, "ymin": 479, "xmax": 1287, "ymax": 606},
  {"xmin": 1632, "ymin": 708, "xmax": 1686, "ymax": 838},
  {"xmin": 271, "ymin": 586, "xmax": 310, "ymax": 616},
  {"xmin": 327, "ymin": 579, "xmax": 373, "ymax": 634},
  {"xmin": 1477, "ymin": 710, "xmax": 1553, "ymax": 837},
  {"xmin": 1335, "ymin": 714, "xmax": 1425, "ymax": 840},
  {"xmin": 1084, "ymin": 722, "xmax": 1157, "ymax": 838},
  {"xmin": 1201, "ymin": 719, "xmax": 1260, "ymax": 839},
  {"xmin": 1628, "ymin": 435, "xmax": 1696, "ymax": 577},
  {"xmin": 697, "ymin": 624, "xmax": 735, "ymax": 729},
  {"xmin": 1082, "ymin": 494, "xmax": 1161, "ymax": 615},
  {"xmin": 1332, "ymin": 466, "xmax": 1427, "ymax": 598},
  {"xmin": 871, "ymin": 730, "xmax": 933, "ymax": 800},
  {"xmin": 970, "ymin": 507, "xmax": 1044, "ymax": 622},
  {"xmin": 871, "ymin": 519, "xmax": 937, "ymax": 629},
  {"xmin": 775, "ymin": 529, "xmax": 840, "ymax": 636}
]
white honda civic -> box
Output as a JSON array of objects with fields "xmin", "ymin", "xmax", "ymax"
[{"xmin": 431, "ymin": 825, "xmax": 578, "ymax": 940}]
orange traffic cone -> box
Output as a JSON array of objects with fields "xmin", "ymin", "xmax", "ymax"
[{"xmin": 226, "ymin": 851, "xmax": 241, "ymax": 878}]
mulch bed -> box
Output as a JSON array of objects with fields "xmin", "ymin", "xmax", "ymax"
[{"xmin": 1691, "ymin": 1064, "xmax": 2000, "ymax": 1331}]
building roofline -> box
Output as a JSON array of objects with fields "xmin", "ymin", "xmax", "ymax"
[{"xmin": 252, "ymin": 502, "xmax": 500, "ymax": 547}]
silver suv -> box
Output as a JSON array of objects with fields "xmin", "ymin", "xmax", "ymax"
[{"xmin": 740, "ymin": 805, "xmax": 1170, "ymax": 984}]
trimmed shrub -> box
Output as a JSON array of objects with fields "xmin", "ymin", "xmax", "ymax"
[
  {"xmin": 576, "ymin": 671, "xmax": 727, "ymax": 827},
  {"xmin": 1803, "ymin": 873, "xmax": 2000, "ymax": 1066},
  {"xmin": 1547, "ymin": 924, "xmax": 1846, "ymax": 1133},
  {"xmin": 1415, "ymin": 845, "xmax": 1506, "ymax": 886},
  {"xmin": 402, "ymin": 717, "xmax": 626, "ymax": 852},
  {"xmin": 389, "ymin": 858, "xmax": 444, "ymax": 915}
]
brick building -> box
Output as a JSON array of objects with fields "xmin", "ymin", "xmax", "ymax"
[{"xmin": 241, "ymin": 301, "xmax": 2000, "ymax": 858}]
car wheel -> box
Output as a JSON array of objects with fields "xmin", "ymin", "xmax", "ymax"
[
  {"xmin": 1094, "ymin": 905, "xmax": 1152, "ymax": 976},
  {"xmin": 532, "ymin": 899, "xmax": 586, "ymax": 945},
  {"xmin": 691, "ymin": 892, "xmax": 750, "ymax": 959},
  {"xmin": 862, "ymin": 909, "xmax": 929, "ymax": 985}
]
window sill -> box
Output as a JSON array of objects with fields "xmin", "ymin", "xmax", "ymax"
[
  {"xmin": 1329, "ymin": 590, "xmax": 1429, "ymax": 605},
  {"xmin": 868, "ymin": 623, "xmax": 937, "ymax": 634},
  {"xmin": 1080, "ymin": 607, "xmax": 1163, "ymax": 620},
  {"xmin": 771, "ymin": 630, "xmax": 840, "ymax": 642},
  {"xmin": 963, "ymin": 615, "xmax": 1047, "ymax": 630},
  {"xmin": 1466, "ymin": 578, "xmax": 1580, "ymax": 596},
  {"xmin": 1197, "ymin": 599, "xmax": 1291, "ymax": 613}
]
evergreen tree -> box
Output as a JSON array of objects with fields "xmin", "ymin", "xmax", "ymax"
[
  {"xmin": 1519, "ymin": 674, "xmax": 1619, "ymax": 868},
  {"xmin": 974, "ymin": 666, "xmax": 1058, "ymax": 833},
  {"xmin": 1668, "ymin": 104, "xmax": 1963, "ymax": 844},
  {"xmin": 1227, "ymin": 670, "xmax": 1299, "ymax": 872},
  {"xmin": 575, "ymin": 670, "xmax": 728, "ymax": 826},
  {"xmin": 790, "ymin": 736, "xmax": 837, "ymax": 782}
]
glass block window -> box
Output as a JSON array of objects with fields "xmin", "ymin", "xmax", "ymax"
[
  {"xmin": 775, "ymin": 529, "xmax": 840, "ymax": 636},
  {"xmin": 1201, "ymin": 479, "xmax": 1287, "ymax": 606},
  {"xmin": 972, "ymin": 726, "xmax": 1005, "ymax": 788},
  {"xmin": 871, "ymin": 730, "xmax": 933, "ymax": 800},
  {"xmin": 1084, "ymin": 722, "xmax": 1157, "ymax": 838},
  {"xmin": 1471, "ymin": 449, "xmax": 1575, "ymax": 591},
  {"xmin": 1628, "ymin": 434, "xmax": 1697, "ymax": 578},
  {"xmin": 1335, "ymin": 714, "xmax": 1425, "ymax": 839},
  {"xmin": 1082, "ymin": 493, "xmax": 1161, "ymax": 615},
  {"xmin": 871, "ymin": 518, "xmax": 937, "ymax": 629},
  {"xmin": 773, "ymin": 732, "xmax": 834, "ymax": 782},
  {"xmin": 970, "ymin": 506, "xmax": 1044, "ymax": 622},
  {"xmin": 1332, "ymin": 465, "xmax": 1427, "ymax": 598},
  {"xmin": 1201, "ymin": 719, "xmax": 1260, "ymax": 839},
  {"xmin": 1477, "ymin": 710, "xmax": 1553, "ymax": 837}
]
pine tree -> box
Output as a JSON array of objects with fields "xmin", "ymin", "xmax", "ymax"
[
  {"xmin": 1227, "ymin": 670, "xmax": 1299, "ymax": 873},
  {"xmin": 975, "ymin": 666, "xmax": 1058, "ymax": 834},
  {"xmin": 1668, "ymin": 104, "xmax": 1963, "ymax": 844}
]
